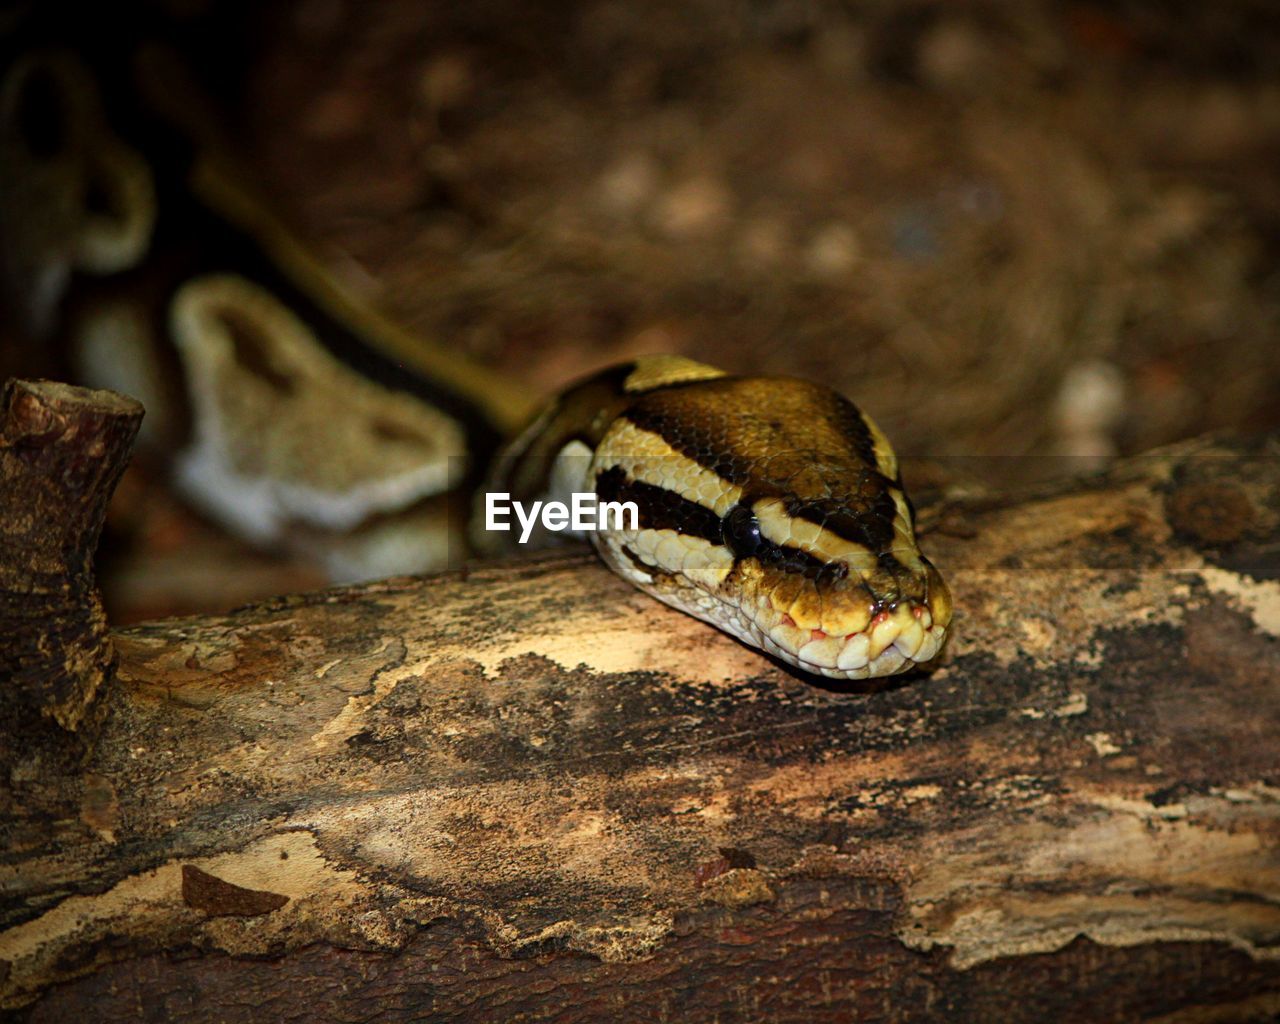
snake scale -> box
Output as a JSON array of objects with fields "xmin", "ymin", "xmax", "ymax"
[{"xmin": 1, "ymin": 23, "xmax": 952, "ymax": 681}]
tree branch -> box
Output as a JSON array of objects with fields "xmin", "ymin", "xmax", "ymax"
[{"xmin": 2, "ymin": 429, "xmax": 1278, "ymax": 1021}]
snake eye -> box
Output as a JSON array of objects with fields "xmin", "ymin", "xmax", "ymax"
[{"xmin": 723, "ymin": 504, "xmax": 762, "ymax": 557}]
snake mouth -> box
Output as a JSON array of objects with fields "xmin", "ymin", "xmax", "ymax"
[
  {"xmin": 596, "ymin": 532, "xmax": 950, "ymax": 681},
  {"xmin": 746, "ymin": 598, "xmax": 949, "ymax": 680}
]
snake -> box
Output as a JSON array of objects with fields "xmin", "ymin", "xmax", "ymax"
[{"xmin": 0, "ymin": 32, "xmax": 953, "ymax": 681}]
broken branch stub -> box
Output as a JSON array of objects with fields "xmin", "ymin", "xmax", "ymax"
[{"xmin": 0, "ymin": 379, "xmax": 143, "ymax": 734}]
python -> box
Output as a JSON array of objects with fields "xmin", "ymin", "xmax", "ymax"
[{"xmin": 0, "ymin": 39, "xmax": 952, "ymax": 681}]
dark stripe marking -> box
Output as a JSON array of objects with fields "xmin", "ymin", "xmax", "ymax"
[
  {"xmin": 754, "ymin": 536, "xmax": 848, "ymax": 582},
  {"xmin": 597, "ymin": 467, "xmax": 848, "ymax": 582},
  {"xmin": 622, "ymin": 382, "xmax": 883, "ymax": 492},
  {"xmin": 824, "ymin": 392, "xmax": 880, "ymax": 472},
  {"xmin": 595, "ymin": 467, "xmax": 722, "ymax": 544},
  {"xmin": 621, "ymin": 403, "xmax": 757, "ymax": 488},
  {"xmin": 784, "ymin": 488, "xmax": 899, "ymax": 550}
]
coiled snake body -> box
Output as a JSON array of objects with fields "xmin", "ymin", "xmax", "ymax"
[{"xmin": 1, "ymin": 39, "xmax": 952, "ymax": 681}]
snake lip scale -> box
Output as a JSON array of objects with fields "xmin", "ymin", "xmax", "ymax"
[{"xmin": 756, "ymin": 602, "xmax": 947, "ymax": 678}]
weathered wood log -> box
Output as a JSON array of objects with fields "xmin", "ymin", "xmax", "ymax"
[
  {"xmin": 0, "ymin": 379, "xmax": 142, "ymax": 736},
  {"xmin": 1, "ymin": 431, "xmax": 1279, "ymax": 1021}
]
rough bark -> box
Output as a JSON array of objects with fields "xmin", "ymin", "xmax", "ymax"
[
  {"xmin": 0, "ymin": 379, "xmax": 142, "ymax": 735},
  {"xmin": 1, "ymin": 431, "xmax": 1279, "ymax": 1021}
]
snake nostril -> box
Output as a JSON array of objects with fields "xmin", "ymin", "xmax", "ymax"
[
  {"xmin": 810, "ymin": 629, "xmax": 826, "ymax": 641},
  {"xmin": 781, "ymin": 613, "xmax": 796, "ymax": 627}
]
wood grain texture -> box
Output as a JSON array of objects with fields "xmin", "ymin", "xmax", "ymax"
[
  {"xmin": 2, "ymin": 433, "xmax": 1279, "ymax": 1021},
  {"xmin": 0, "ymin": 379, "xmax": 142, "ymax": 733}
]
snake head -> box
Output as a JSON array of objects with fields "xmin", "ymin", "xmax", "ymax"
[{"xmin": 590, "ymin": 372, "xmax": 953, "ymax": 680}]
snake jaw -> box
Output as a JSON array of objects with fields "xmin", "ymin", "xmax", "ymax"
[
  {"xmin": 740, "ymin": 560, "xmax": 952, "ymax": 678},
  {"xmin": 608, "ymin": 549, "xmax": 951, "ymax": 679},
  {"xmin": 753, "ymin": 595, "xmax": 949, "ymax": 679},
  {"xmin": 596, "ymin": 518, "xmax": 952, "ymax": 680}
]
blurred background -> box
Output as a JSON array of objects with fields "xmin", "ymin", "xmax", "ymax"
[{"xmin": 3, "ymin": 0, "xmax": 1279, "ymax": 622}]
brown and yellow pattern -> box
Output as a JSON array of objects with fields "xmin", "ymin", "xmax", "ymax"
[{"xmin": 490, "ymin": 355, "xmax": 953, "ymax": 679}]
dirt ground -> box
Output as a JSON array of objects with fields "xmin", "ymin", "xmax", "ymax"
[
  {"xmin": 242, "ymin": 0, "xmax": 1280, "ymax": 461},
  {"xmin": 22, "ymin": 0, "xmax": 1280, "ymax": 620}
]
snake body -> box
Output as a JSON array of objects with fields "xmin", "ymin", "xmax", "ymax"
[{"xmin": 2, "ymin": 38, "xmax": 952, "ymax": 681}]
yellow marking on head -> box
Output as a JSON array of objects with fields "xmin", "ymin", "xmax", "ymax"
[
  {"xmin": 862, "ymin": 410, "xmax": 900, "ymax": 481},
  {"xmin": 890, "ymin": 490, "xmax": 914, "ymax": 533},
  {"xmin": 619, "ymin": 529, "xmax": 736, "ymax": 591},
  {"xmin": 623, "ymin": 355, "xmax": 726, "ymax": 393},
  {"xmin": 752, "ymin": 497, "xmax": 880, "ymax": 575},
  {"xmin": 596, "ymin": 418, "xmax": 744, "ymax": 517}
]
